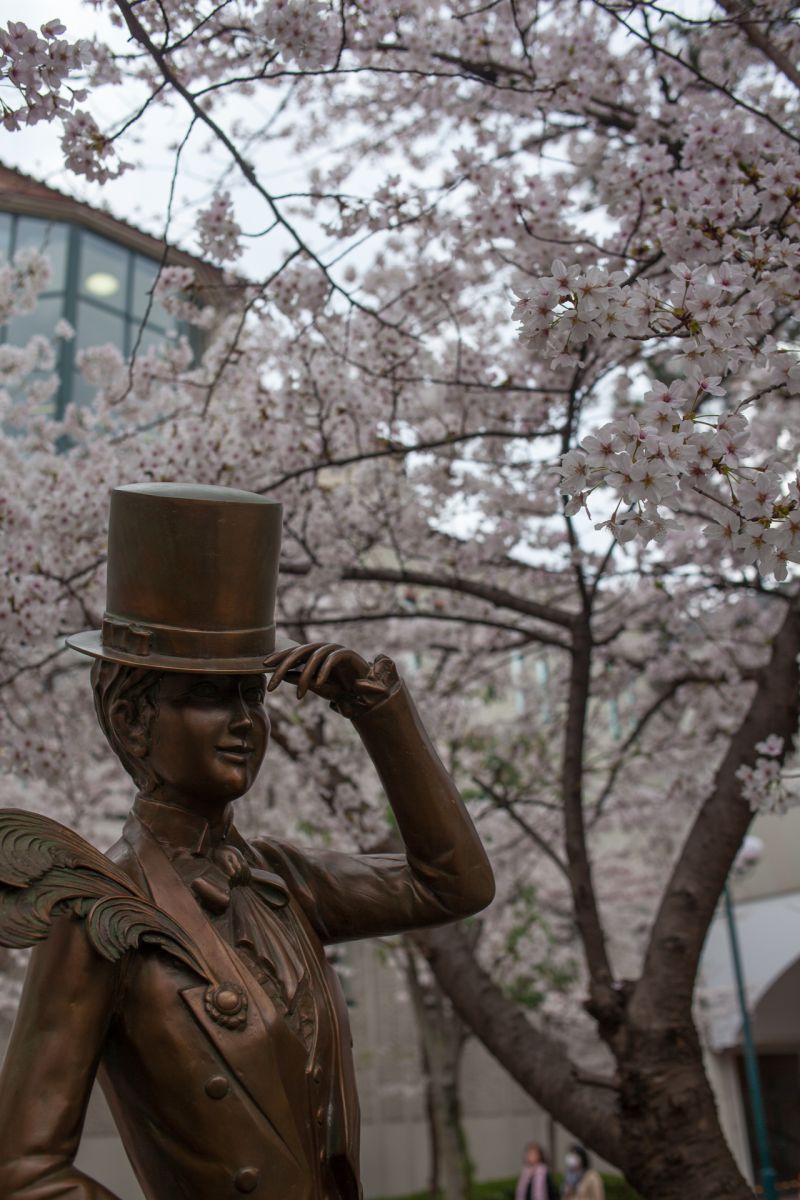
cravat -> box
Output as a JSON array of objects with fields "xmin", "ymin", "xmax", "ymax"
[{"xmin": 188, "ymin": 844, "xmax": 305, "ymax": 1009}]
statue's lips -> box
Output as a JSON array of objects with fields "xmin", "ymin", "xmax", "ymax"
[{"xmin": 215, "ymin": 745, "xmax": 254, "ymax": 763}]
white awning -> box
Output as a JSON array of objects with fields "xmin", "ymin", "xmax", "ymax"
[{"xmin": 699, "ymin": 890, "xmax": 800, "ymax": 1051}]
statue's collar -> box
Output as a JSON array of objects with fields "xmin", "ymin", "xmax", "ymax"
[{"xmin": 132, "ymin": 795, "xmax": 233, "ymax": 856}]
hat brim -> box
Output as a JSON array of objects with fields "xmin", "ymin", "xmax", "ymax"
[{"xmin": 66, "ymin": 630, "xmax": 295, "ymax": 675}]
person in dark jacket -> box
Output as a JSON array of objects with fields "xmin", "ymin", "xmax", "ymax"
[{"xmin": 515, "ymin": 1142, "xmax": 558, "ymax": 1200}]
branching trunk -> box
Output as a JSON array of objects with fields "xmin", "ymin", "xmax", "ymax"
[
  {"xmin": 404, "ymin": 941, "xmax": 472, "ymax": 1200},
  {"xmin": 418, "ymin": 603, "xmax": 800, "ymax": 1200},
  {"xmin": 415, "ymin": 921, "xmax": 753, "ymax": 1200}
]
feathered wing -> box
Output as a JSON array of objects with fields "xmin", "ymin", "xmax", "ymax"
[{"xmin": 0, "ymin": 809, "xmax": 209, "ymax": 981}]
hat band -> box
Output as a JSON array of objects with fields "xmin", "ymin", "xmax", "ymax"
[{"xmin": 102, "ymin": 615, "xmax": 275, "ymax": 661}]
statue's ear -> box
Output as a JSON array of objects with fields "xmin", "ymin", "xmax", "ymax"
[{"xmin": 109, "ymin": 698, "xmax": 149, "ymax": 759}]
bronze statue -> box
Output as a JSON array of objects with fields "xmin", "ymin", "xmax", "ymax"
[{"xmin": 0, "ymin": 483, "xmax": 494, "ymax": 1200}]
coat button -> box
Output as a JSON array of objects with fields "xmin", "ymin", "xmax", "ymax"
[
  {"xmin": 316, "ymin": 1105, "xmax": 325, "ymax": 1125},
  {"xmin": 204, "ymin": 1076, "xmax": 229, "ymax": 1100},
  {"xmin": 311, "ymin": 1063, "xmax": 322, "ymax": 1083},
  {"xmin": 235, "ymin": 1167, "xmax": 259, "ymax": 1193},
  {"xmin": 216, "ymin": 987, "xmax": 244, "ymax": 1014}
]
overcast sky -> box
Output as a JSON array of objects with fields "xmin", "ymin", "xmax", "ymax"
[{"xmin": 2, "ymin": 2, "xmax": 338, "ymax": 278}]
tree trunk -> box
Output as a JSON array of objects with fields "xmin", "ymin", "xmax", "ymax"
[
  {"xmin": 404, "ymin": 942, "xmax": 473, "ymax": 1200},
  {"xmin": 416, "ymin": 921, "xmax": 753, "ymax": 1200},
  {"xmin": 613, "ymin": 1020, "xmax": 752, "ymax": 1200},
  {"xmin": 414, "ymin": 603, "xmax": 800, "ymax": 1200}
]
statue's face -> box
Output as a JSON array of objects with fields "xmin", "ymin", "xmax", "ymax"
[{"xmin": 145, "ymin": 672, "xmax": 269, "ymax": 806}]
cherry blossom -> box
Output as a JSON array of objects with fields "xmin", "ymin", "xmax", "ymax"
[
  {"xmin": 1, "ymin": 4, "xmax": 800, "ymax": 1197},
  {"xmin": 0, "ymin": 249, "xmax": 51, "ymax": 324},
  {"xmin": 196, "ymin": 192, "xmax": 242, "ymax": 264}
]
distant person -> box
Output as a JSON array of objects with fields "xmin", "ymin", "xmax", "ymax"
[
  {"xmin": 515, "ymin": 1141, "xmax": 558, "ymax": 1200},
  {"xmin": 562, "ymin": 1144, "xmax": 604, "ymax": 1200}
]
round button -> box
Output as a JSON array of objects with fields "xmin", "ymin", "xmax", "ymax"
[
  {"xmin": 235, "ymin": 1167, "xmax": 260, "ymax": 1193},
  {"xmin": 216, "ymin": 988, "xmax": 243, "ymax": 1014},
  {"xmin": 204, "ymin": 1075, "xmax": 229, "ymax": 1100},
  {"xmin": 311, "ymin": 1063, "xmax": 322, "ymax": 1083},
  {"xmin": 319, "ymin": 1148, "xmax": 326, "ymax": 1163},
  {"xmin": 316, "ymin": 1105, "xmax": 325, "ymax": 1125}
]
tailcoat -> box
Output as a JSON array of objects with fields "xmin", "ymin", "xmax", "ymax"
[{"xmin": 0, "ymin": 683, "xmax": 494, "ymax": 1200}]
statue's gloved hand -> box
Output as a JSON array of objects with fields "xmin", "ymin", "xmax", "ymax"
[{"xmin": 263, "ymin": 643, "xmax": 400, "ymax": 718}]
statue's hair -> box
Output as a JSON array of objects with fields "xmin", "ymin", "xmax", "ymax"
[{"xmin": 90, "ymin": 660, "xmax": 164, "ymax": 792}]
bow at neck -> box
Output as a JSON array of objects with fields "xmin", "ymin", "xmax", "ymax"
[
  {"xmin": 131, "ymin": 796, "xmax": 304, "ymax": 1006},
  {"xmin": 131, "ymin": 796, "xmax": 288, "ymax": 910}
]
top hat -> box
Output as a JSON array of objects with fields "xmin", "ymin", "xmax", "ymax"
[{"xmin": 67, "ymin": 483, "xmax": 283, "ymax": 674}]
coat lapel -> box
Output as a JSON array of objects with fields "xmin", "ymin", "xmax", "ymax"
[{"xmin": 124, "ymin": 818, "xmax": 310, "ymax": 1168}]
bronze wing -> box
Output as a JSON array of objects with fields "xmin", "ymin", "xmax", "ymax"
[{"xmin": 0, "ymin": 807, "xmax": 208, "ymax": 981}]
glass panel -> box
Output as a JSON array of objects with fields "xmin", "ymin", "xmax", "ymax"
[
  {"xmin": 69, "ymin": 369, "xmax": 95, "ymax": 411},
  {"xmin": 76, "ymin": 299, "xmax": 126, "ymax": 353},
  {"xmin": 184, "ymin": 324, "xmax": 202, "ymax": 365},
  {"xmin": 134, "ymin": 324, "xmax": 169, "ymax": 355},
  {"xmin": 6, "ymin": 295, "xmax": 66, "ymax": 344},
  {"xmin": 15, "ymin": 218, "xmax": 69, "ymax": 290},
  {"xmin": 78, "ymin": 231, "xmax": 128, "ymax": 311},
  {"xmin": 132, "ymin": 254, "xmax": 173, "ymax": 327},
  {"xmin": 0, "ymin": 212, "xmax": 13, "ymax": 262},
  {"xmin": 4, "ymin": 295, "xmax": 65, "ymax": 423}
]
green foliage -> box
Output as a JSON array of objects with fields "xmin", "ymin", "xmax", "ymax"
[
  {"xmin": 372, "ymin": 1173, "xmax": 642, "ymax": 1200},
  {"xmin": 500, "ymin": 885, "xmax": 578, "ymax": 1012}
]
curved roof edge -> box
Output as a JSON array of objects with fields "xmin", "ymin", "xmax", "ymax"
[{"xmin": 0, "ymin": 162, "xmax": 235, "ymax": 303}]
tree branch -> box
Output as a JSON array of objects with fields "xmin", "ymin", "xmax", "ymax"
[
  {"xmin": 473, "ymin": 775, "xmax": 569, "ymax": 878},
  {"xmin": 412, "ymin": 921, "xmax": 622, "ymax": 1160},
  {"xmin": 257, "ymin": 427, "xmax": 560, "ymax": 493},
  {"xmin": 279, "ymin": 561, "xmax": 577, "ymax": 630},
  {"xmin": 716, "ymin": 0, "xmax": 800, "ymax": 93},
  {"xmin": 588, "ymin": 674, "xmax": 723, "ymax": 827},
  {"xmin": 561, "ymin": 620, "xmax": 615, "ymax": 1011},
  {"xmin": 635, "ymin": 600, "xmax": 800, "ymax": 1022},
  {"xmin": 112, "ymin": 0, "xmax": 405, "ymax": 329}
]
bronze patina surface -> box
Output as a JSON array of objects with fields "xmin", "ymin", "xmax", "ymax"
[{"xmin": 0, "ymin": 483, "xmax": 495, "ymax": 1200}]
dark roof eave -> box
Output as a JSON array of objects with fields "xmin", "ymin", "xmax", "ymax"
[{"xmin": 0, "ymin": 162, "xmax": 236, "ymax": 299}]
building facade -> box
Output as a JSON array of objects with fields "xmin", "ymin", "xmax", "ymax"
[
  {"xmin": 0, "ymin": 164, "xmax": 224, "ymax": 418},
  {"xmin": 700, "ymin": 804, "xmax": 800, "ymax": 1189}
]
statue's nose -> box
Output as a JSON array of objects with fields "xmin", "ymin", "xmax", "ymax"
[{"xmin": 229, "ymin": 697, "xmax": 253, "ymax": 732}]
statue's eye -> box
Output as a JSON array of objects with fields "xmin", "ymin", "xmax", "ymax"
[
  {"xmin": 242, "ymin": 685, "xmax": 265, "ymax": 704},
  {"xmin": 189, "ymin": 682, "xmax": 220, "ymax": 701}
]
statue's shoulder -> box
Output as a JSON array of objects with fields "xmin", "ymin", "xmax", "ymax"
[
  {"xmin": 246, "ymin": 833, "xmax": 318, "ymax": 894},
  {"xmin": 104, "ymin": 833, "xmax": 149, "ymax": 894},
  {"xmin": 248, "ymin": 833, "xmax": 304, "ymax": 871}
]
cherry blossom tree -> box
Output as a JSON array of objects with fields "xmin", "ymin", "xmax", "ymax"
[{"xmin": 2, "ymin": 3, "xmax": 800, "ymax": 1199}]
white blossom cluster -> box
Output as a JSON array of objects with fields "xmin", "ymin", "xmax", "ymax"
[
  {"xmin": 255, "ymin": 0, "xmax": 339, "ymax": 69},
  {"xmin": 0, "ymin": 248, "xmax": 51, "ymax": 324},
  {"xmin": 154, "ymin": 266, "xmax": 217, "ymax": 329},
  {"xmin": 196, "ymin": 192, "xmax": 243, "ymax": 265},
  {"xmin": 270, "ymin": 262, "xmax": 330, "ymax": 317},
  {"xmin": 0, "ymin": 19, "xmax": 88, "ymax": 129},
  {"xmin": 514, "ymin": 259, "xmax": 800, "ymax": 579},
  {"xmin": 736, "ymin": 736, "xmax": 794, "ymax": 814},
  {"xmin": 558, "ymin": 390, "xmax": 800, "ymax": 579},
  {"xmin": 0, "ymin": 20, "xmax": 126, "ymax": 182},
  {"xmin": 60, "ymin": 109, "xmax": 125, "ymax": 183},
  {"xmin": 0, "ymin": 337, "xmax": 53, "ymax": 386}
]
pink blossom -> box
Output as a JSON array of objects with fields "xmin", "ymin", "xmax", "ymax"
[{"xmin": 196, "ymin": 192, "xmax": 242, "ymax": 264}]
